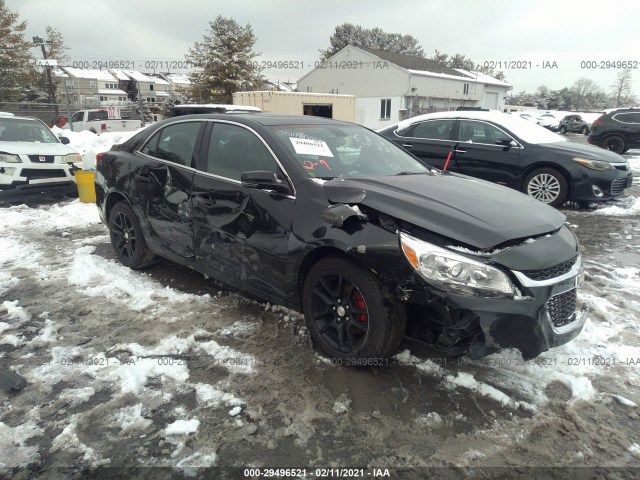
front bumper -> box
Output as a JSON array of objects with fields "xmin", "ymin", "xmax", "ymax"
[
  {"xmin": 570, "ymin": 169, "xmax": 633, "ymax": 201},
  {"xmin": 404, "ymin": 256, "xmax": 587, "ymax": 359}
]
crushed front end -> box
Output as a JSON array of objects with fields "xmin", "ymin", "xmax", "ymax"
[{"xmin": 397, "ymin": 225, "xmax": 587, "ymax": 360}]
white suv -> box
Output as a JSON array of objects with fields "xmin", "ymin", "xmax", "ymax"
[{"xmin": 0, "ymin": 114, "xmax": 81, "ymax": 198}]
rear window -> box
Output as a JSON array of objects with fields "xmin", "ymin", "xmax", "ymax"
[{"xmin": 87, "ymin": 110, "xmax": 110, "ymax": 121}]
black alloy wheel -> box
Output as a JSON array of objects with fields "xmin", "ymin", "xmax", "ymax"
[
  {"xmin": 602, "ymin": 135, "xmax": 626, "ymax": 154},
  {"xmin": 302, "ymin": 256, "xmax": 406, "ymax": 362},
  {"xmin": 108, "ymin": 202, "xmax": 156, "ymax": 269}
]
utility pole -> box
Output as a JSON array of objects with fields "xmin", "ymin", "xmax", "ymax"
[{"xmin": 33, "ymin": 36, "xmax": 58, "ymax": 116}]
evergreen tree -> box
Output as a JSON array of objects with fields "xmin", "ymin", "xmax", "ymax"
[
  {"xmin": 319, "ymin": 23, "xmax": 424, "ymax": 61},
  {"xmin": 135, "ymin": 93, "xmax": 151, "ymax": 124},
  {"xmin": 0, "ymin": 0, "xmax": 34, "ymax": 102},
  {"xmin": 185, "ymin": 15, "xmax": 265, "ymax": 104}
]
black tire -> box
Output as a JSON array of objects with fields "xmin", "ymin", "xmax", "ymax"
[
  {"xmin": 108, "ymin": 202, "xmax": 157, "ymax": 269},
  {"xmin": 581, "ymin": 126, "xmax": 589, "ymax": 135},
  {"xmin": 559, "ymin": 126, "xmax": 567, "ymax": 134},
  {"xmin": 523, "ymin": 168, "xmax": 568, "ymax": 208},
  {"xmin": 89, "ymin": 128, "xmax": 97, "ymax": 134},
  {"xmin": 302, "ymin": 255, "xmax": 406, "ymax": 362},
  {"xmin": 602, "ymin": 135, "xmax": 626, "ymax": 154}
]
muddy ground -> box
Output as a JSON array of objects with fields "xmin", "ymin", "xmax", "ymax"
[{"xmin": 1, "ymin": 135, "xmax": 639, "ymax": 479}]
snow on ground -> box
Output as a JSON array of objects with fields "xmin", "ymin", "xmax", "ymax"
[
  {"xmin": 594, "ymin": 195, "xmax": 640, "ymax": 216},
  {"xmin": 1, "ymin": 165, "xmax": 639, "ymax": 472}
]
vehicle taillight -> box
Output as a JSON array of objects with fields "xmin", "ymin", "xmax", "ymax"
[
  {"xmin": 95, "ymin": 152, "xmax": 105, "ymax": 167},
  {"xmin": 592, "ymin": 117, "xmax": 604, "ymax": 127},
  {"xmin": 101, "ymin": 122, "xmax": 107, "ymax": 132}
]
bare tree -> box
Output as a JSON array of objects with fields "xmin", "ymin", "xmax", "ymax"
[
  {"xmin": 571, "ymin": 77, "xmax": 598, "ymax": 110},
  {"xmin": 610, "ymin": 70, "xmax": 633, "ymax": 107}
]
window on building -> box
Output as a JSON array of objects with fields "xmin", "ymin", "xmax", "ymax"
[
  {"xmin": 463, "ymin": 83, "xmax": 470, "ymax": 95},
  {"xmin": 89, "ymin": 80, "xmax": 97, "ymax": 89},
  {"xmin": 380, "ymin": 99, "xmax": 391, "ymax": 120},
  {"xmin": 149, "ymin": 84, "xmax": 154, "ymax": 91},
  {"xmin": 65, "ymin": 79, "xmax": 73, "ymax": 89}
]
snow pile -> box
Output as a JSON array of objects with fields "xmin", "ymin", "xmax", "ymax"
[
  {"xmin": 594, "ymin": 195, "xmax": 640, "ymax": 216},
  {"xmin": 114, "ymin": 404, "xmax": 153, "ymax": 435},
  {"xmin": 0, "ymin": 201, "xmax": 100, "ymax": 232},
  {"xmin": 214, "ymin": 320, "xmax": 260, "ymax": 338},
  {"xmin": 627, "ymin": 154, "xmax": 640, "ymax": 173},
  {"xmin": 112, "ymin": 357, "xmax": 190, "ymax": 395},
  {"xmin": 68, "ymin": 245, "xmax": 211, "ymax": 311},
  {"xmin": 194, "ymin": 383, "xmax": 244, "ymax": 408},
  {"xmin": 445, "ymin": 372, "xmax": 513, "ymax": 406}
]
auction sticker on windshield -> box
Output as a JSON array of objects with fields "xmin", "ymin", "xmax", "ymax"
[{"xmin": 289, "ymin": 137, "xmax": 334, "ymax": 157}]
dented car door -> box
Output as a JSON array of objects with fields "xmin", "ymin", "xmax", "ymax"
[{"xmin": 191, "ymin": 121, "xmax": 296, "ymax": 299}]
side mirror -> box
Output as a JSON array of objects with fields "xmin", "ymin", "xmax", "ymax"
[
  {"xmin": 59, "ymin": 136, "xmax": 70, "ymax": 145},
  {"xmin": 495, "ymin": 138, "xmax": 517, "ymax": 147},
  {"xmin": 241, "ymin": 170, "xmax": 291, "ymax": 194}
]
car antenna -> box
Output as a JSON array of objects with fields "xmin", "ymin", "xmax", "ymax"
[{"xmin": 443, "ymin": 142, "xmax": 459, "ymax": 172}]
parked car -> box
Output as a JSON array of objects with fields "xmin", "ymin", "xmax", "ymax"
[
  {"xmin": 559, "ymin": 114, "xmax": 590, "ymax": 135},
  {"xmin": 96, "ymin": 113, "xmax": 588, "ymax": 362},
  {"xmin": 49, "ymin": 115, "xmax": 69, "ymax": 129},
  {"xmin": 378, "ymin": 110, "xmax": 632, "ymax": 207},
  {"xmin": 588, "ymin": 108, "xmax": 640, "ymax": 154},
  {"xmin": 518, "ymin": 113, "xmax": 538, "ymax": 123},
  {"xmin": 536, "ymin": 113, "xmax": 560, "ymax": 131},
  {"xmin": 0, "ymin": 115, "xmax": 80, "ymax": 198},
  {"xmin": 63, "ymin": 109, "xmax": 143, "ymax": 134}
]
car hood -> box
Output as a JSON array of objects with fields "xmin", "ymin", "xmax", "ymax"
[
  {"xmin": 323, "ymin": 174, "xmax": 566, "ymax": 249},
  {"xmin": 537, "ymin": 141, "xmax": 625, "ymax": 162},
  {"xmin": 0, "ymin": 141, "xmax": 77, "ymax": 156}
]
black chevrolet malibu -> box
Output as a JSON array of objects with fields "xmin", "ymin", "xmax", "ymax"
[
  {"xmin": 378, "ymin": 110, "xmax": 632, "ymax": 207},
  {"xmin": 95, "ymin": 114, "xmax": 587, "ymax": 362}
]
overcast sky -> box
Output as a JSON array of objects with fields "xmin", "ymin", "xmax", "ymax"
[{"xmin": 7, "ymin": 0, "xmax": 640, "ymax": 95}]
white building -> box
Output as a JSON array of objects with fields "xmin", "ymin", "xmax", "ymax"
[{"xmin": 297, "ymin": 45, "xmax": 512, "ymax": 129}]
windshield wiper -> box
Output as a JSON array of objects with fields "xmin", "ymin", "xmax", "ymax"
[{"xmin": 395, "ymin": 171, "xmax": 423, "ymax": 176}]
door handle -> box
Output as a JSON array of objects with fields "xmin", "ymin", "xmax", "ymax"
[
  {"xmin": 455, "ymin": 149, "xmax": 467, "ymax": 154},
  {"xmin": 401, "ymin": 143, "xmax": 414, "ymax": 148}
]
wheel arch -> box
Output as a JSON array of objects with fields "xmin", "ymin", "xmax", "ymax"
[
  {"xmin": 296, "ymin": 246, "xmax": 356, "ymax": 301},
  {"xmin": 105, "ymin": 190, "xmax": 129, "ymax": 223},
  {"xmin": 519, "ymin": 163, "xmax": 573, "ymax": 198}
]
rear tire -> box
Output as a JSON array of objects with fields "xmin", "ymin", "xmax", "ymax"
[
  {"xmin": 108, "ymin": 202, "xmax": 157, "ymax": 269},
  {"xmin": 602, "ymin": 135, "xmax": 626, "ymax": 154},
  {"xmin": 523, "ymin": 168, "xmax": 568, "ymax": 208},
  {"xmin": 302, "ymin": 256, "xmax": 406, "ymax": 363},
  {"xmin": 581, "ymin": 126, "xmax": 589, "ymax": 135}
]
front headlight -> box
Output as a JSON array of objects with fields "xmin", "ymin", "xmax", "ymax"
[
  {"xmin": 0, "ymin": 153, "xmax": 21, "ymax": 163},
  {"xmin": 573, "ymin": 157, "xmax": 613, "ymax": 171},
  {"xmin": 63, "ymin": 153, "xmax": 83, "ymax": 163},
  {"xmin": 400, "ymin": 232, "xmax": 515, "ymax": 297}
]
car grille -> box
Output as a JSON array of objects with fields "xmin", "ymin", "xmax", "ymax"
[
  {"xmin": 521, "ymin": 257, "xmax": 577, "ymax": 281},
  {"xmin": 21, "ymin": 168, "xmax": 67, "ymax": 179},
  {"xmin": 614, "ymin": 164, "xmax": 629, "ymax": 171},
  {"xmin": 27, "ymin": 155, "xmax": 55, "ymax": 163},
  {"xmin": 546, "ymin": 289, "xmax": 577, "ymax": 328},
  {"xmin": 611, "ymin": 177, "xmax": 630, "ymax": 195}
]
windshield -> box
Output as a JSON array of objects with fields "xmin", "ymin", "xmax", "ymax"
[
  {"xmin": 0, "ymin": 118, "xmax": 59, "ymax": 143},
  {"xmin": 269, "ymin": 124, "xmax": 430, "ymax": 178}
]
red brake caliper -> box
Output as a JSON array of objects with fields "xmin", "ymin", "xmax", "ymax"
[{"xmin": 352, "ymin": 291, "xmax": 368, "ymax": 322}]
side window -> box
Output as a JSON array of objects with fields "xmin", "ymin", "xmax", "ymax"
[
  {"xmin": 411, "ymin": 120, "xmax": 454, "ymax": 140},
  {"xmin": 140, "ymin": 122, "xmax": 201, "ymax": 166},
  {"xmin": 88, "ymin": 111, "xmax": 108, "ymax": 121},
  {"xmin": 206, "ymin": 123, "xmax": 280, "ymax": 181},
  {"xmin": 457, "ymin": 120, "xmax": 512, "ymax": 144},
  {"xmin": 71, "ymin": 111, "xmax": 84, "ymax": 123},
  {"xmin": 613, "ymin": 112, "xmax": 640, "ymax": 124}
]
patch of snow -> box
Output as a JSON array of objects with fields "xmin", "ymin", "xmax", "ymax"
[
  {"xmin": 612, "ymin": 394, "xmax": 637, "ymax": 407},
  {"xmin": 333, "ymin": 394, "xmax": 351, "ymax": 414},
  {"xmin": 114, "ymin": 404, "xmax": 153, "ymax": 435},
  {"xmin": 0, "ymin": 271, "xmax": 18, "ymax": 297},
  {"xmin": 594, "ymin": 196, "xmax": 640, "ymax": 216},
  {"xmin": 165, "ymin": 419, "xmax": 200, "ymax": 435},
  {"xmin": 214, "ymin": 320, "xmax": 259, "ymax": 338},
  {"xmin": 1, "ymin": 300, "xmax": 30, "ymax": 323},
  {"xmin": 59, "ymin": 387, "xmax": 96, "ymax": 407},
  {"xmin": 394, "ymin": 349, "xmax": 447, "ymax": 376},
  {"xmin": 445, "ymin": 372, "xmax": 513, "ymax": 406},
  {"xmin": 175, "ymin": 451, "xmax": 218, "ymax": 475},
  {"xmin": 194, "ymin": 383, "xmax": 243, "ymax": 408},
  {"xmin": 414, "ymin": 412, "xmax": 443, "ymax": 428},
  {"xmin": 0, "ymin": 421, "xmax": 45, "ymax": 468},
  {"xmin": 31, "ymin": 319, "xmax": 58, "ymax": 345},
  {"xmin": 50, "ymin": 415, "xmax": 110, "ymax": 467},
  {"xmin": 228, "ymin": 406, "xmax": 242, "ymax": 416}
]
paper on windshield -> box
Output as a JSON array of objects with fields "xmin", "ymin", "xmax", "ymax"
[{"xmin": 289, "ymin": 137, "xmax": 334, "ymax": 157}]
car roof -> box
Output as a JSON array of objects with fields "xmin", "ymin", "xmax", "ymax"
[
  {"xmin": 166, "ymin": 113, "xmax": 355, "ymax": 127},
  {"xmin": 395, "ymin": 109, "xmax": 517, "ymax": 130}
]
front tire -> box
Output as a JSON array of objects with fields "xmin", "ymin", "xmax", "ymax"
[
  {"xmin": 108, "ymin": 202, "xmax": 157, "ymax": 269},
  {"xmin": 559, "ymin": 126, "xmax": 567, "ymax": 134},
  {"xmin": 302, "ymin": 256, "xmax": 406, "ymax": 362},
  {"xmin": 602, "ymin": 135, "xmax": 626, "ymax": 154},
  {"xmin": 523, "ymin": 168, "xmax": 568, "ymax": 208},
  {"xmin": 581, "ymin": 126, "xmax": 589, "ymax": 135}
]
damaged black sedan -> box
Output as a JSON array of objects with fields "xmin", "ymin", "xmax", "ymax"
[{"xmin": 95, "ymin": 114, "xmax": 587, "ymax": 362}]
